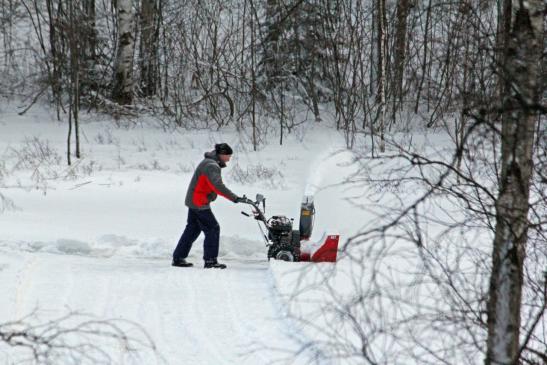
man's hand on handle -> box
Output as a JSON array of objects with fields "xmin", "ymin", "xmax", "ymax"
[{"xmin": 234, "ymin": 195, "xmax": 253, "ymax": 204}]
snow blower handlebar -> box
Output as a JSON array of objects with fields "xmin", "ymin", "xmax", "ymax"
[
  {"xmin": 239, "ymin": 195, "xmax": 267, "ymax": 223},
  {"xmin": 238, "ymin": 196, "xmax": 255, "ymax": 205},
  {"xmin": 240, "ymin": 194, "xmax": 270, "ymax": 246}
]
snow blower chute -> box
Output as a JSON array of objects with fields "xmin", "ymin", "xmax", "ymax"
[{"xmin": 240, "ymin": 194, "xmax": 339, "ymax": 263}]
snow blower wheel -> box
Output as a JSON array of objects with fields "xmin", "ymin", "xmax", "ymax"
[{"xmin": 275, "ymin": 249, "xmax": 294, "ymax": 261}]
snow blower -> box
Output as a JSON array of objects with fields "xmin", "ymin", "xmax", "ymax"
[{"xmin": 240, "ymin": 194, "xmax": 339, "ymax": 262}]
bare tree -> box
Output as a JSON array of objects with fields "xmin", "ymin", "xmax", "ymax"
[
  {"xmin": 376, "ymin": 0, "xmax": 387, "ymax": 152},
  {"xmin": 485, "ymin": 1, "xmax": 544, "ymax": 363},
  {"xmin": 279, "ymin": 2, "xmax": 545, "ymax": 362},
  {"xmin": 0, "ymin": 310, "xmax": 158, "ymax": 364},
  {"xmin": 66, "ymin": 0, "xmax": 81, "ymax": 164}
]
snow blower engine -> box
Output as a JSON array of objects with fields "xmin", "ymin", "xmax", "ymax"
[{"xmin": 240, "ymin": 194, "xmax": 338, "ymax": 262}]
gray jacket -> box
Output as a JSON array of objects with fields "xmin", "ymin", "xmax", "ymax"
[{"xmin": 185, "ymin": 151, "xmax": 238, "ymax": 210}]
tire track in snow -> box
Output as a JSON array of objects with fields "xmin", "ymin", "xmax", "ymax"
[
  {"xmin": 124, "ymin": 267, "xmax": 160, "ymax": 364},
  {"xmin": 14, "ymin": 256, "xmax": 39, "ymax": 319},
  {"xmin": 146, "ymin": 269, "xmax": 179, "ymax": 364},
  {"xmin": 60, "ymin": 259, "xmax": 76, "ymax": 314},
  {"xmin": 223, "ymin": 264, "xmax": 279, "ymax": 364},
  {"xmin": 266, "ymin": 266, "xmax": 331, "ymax": 365},
  {"xmin": 159, "ymin": 267, "xmax": 228, "ymax": 365},
  {"xmin": 5, "ymin": 251, "xmax": 320, "ymax": 364},
  {"xmin": 100, "ymin": 274, "xmax": 116, "ymax": 318},
  {"xmin": 168, "ymin": 269, "xmax": 202, "ymax": 356},
  {"xmin": 187, "ymin": 270, "xmax": 236, "ymax": 364}
]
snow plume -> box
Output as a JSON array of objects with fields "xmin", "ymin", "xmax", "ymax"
[{"xmin": 303, "ymin": 147, "xmax": 339, "ymax": 197}]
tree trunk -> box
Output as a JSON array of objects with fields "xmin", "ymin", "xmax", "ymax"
[
  {"xmin": 82, "ymin": 0, "xmax": 96, "ymax": 92},
  {"xmin": 250, "ymin": 0, "xmax": 257, "ymax": 151},
  {"xmin": 456, "ymin": 27, "xmax": 470, "ymax": 179},
  {"xmin": 376, "ymin": 0, "xmax": 387, "ymax": 152},
  {"xmin": 139, "ymin": 0, "xmax": 159, "ymax": 97},
  {"xmin": 495, "ymin": 0, "xmax": 512, "ymax": 101},
  {"xmin": 262, "ymin": 0, "xmax": 281, "ymax": 90},
  {"xmin": 414, "ymin": 0, "xmax": 432, "ymax": 114},
  {"xmin": 45, "ymin": 0, "xmax": 61, "ymax": 119},
  {"xmin": 485, "ymin": 2, "xmax": 543, "ymax": 364},
  {"xmin": 71, "ymin": 2, "xmax": 80, "ymax": 159},
  {"xmin": 392, "ymin": 0, "xmax": 410, "ymax": 109},
  {"xmin": 307, "ymin": 76, "xmax": 321, "ymax": 122},
  {"xmin": 369, "ymin": 1, "xmax": 376, "ymax": 96},
  {"xmin": 112, "ymin": 0, "xmax": 135, "ymax": 105}
]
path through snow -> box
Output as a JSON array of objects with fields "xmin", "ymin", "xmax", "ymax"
[
  {"xmin": 0, "ymin": 112, "xmax": 345, "ymax": 364},
  {"xmin": 0, "ymin": 250, "xmax": 324, "ymax": 364}
]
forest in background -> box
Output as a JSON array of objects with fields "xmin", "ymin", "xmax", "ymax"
[{"xmin": 2, "ymin": 1, "xmax": 542, "ymax": 150}]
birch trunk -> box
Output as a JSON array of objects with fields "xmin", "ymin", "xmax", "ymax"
[
  {"xmin": 376, "ymin": 0, "xmax": 387, "ymax": 152},
  {"xmin": 83, "ymin": 0, "xmax": 96, "ymax": 62},
  {"xmin": 112, "ymin": 0, "xmax": 135, "ymax": 105},
  {"xmin": 485, "ymin": 1, "xmax": 543, "ymax": 364},
  {"xmin": 83, "ymin": 0, "xmax": 96, "ymax": 91}
]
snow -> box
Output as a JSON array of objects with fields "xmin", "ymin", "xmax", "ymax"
[
  {"xmin": 0, "ymin": 102, "xmax": 348, "ymax": 364},
  {"xmin": 0, "ymin": 250, "xmax": 318, "ymax": 364},
  {"xmin": 2, "ymin": 102, "xmax": 542, "ymax": 364}
]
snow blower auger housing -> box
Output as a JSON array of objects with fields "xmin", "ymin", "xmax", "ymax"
[{"xmin": 240, "ymin": 194, "xmax": 339, "ymax": 263}]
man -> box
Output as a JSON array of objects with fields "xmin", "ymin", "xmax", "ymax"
[{"xmin": 172, "ymin": 143, "xmax": 245, "ymax": 269}]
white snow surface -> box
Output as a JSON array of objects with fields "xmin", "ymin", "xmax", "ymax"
[
  {"xmin": 0, "ymin": 102, "xmax": 496, "ymax": 365},
  {"xmin": 0, "ymin": 103, "xmax": 361, "ymax": 364}
]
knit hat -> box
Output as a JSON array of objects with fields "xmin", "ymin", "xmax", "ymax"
[{"xmin": 215, "ymin": 143, "xmax": 233, "ymax": 155}]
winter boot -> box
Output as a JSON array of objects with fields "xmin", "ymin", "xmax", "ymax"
[
  {"xmin": 204, "ymin": 259, "xmax": 227, "ymax": 269},
  {"xmin": 172, "ymin": 258, "xmax": 193, "ymax": 267}
]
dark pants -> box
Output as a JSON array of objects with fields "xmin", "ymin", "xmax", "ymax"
[{"xmin": 173, "ymin": 208, "xmax": 220, "ymax": 261}]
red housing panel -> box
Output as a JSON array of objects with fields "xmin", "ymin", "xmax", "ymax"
[{"xmin": 300, "ymin": 235, "xmax": 339, "ymax": 262}]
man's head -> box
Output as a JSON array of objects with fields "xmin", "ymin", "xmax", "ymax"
[{"xmin": 215, "ymin": 143, "xmax": 233, "ymax": 163}]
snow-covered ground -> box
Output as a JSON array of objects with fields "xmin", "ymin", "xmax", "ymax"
[
  {"xmin": 4, "ymin": 102, "xmax": 532, "ymax": 365},
  {"xmin": 0, "ymin": 250, "xmax": 317, "ymax": 364},
  {"xmin": 0, "ymin": 102, "xmax": 364, "ymax": 364}
]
